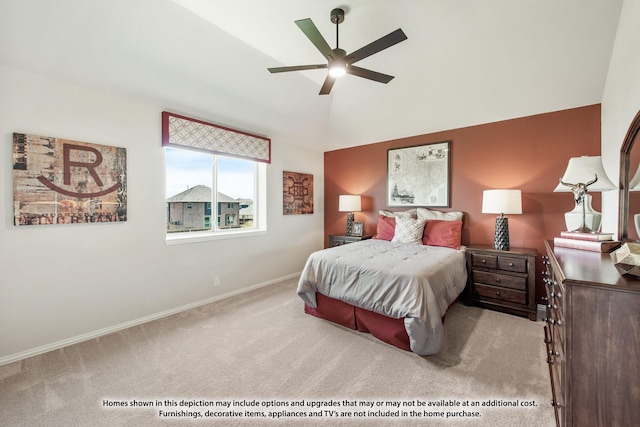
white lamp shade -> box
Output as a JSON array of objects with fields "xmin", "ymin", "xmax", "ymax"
[
  {"xmin": 553, "ymin": 156, "xmax": 616, "ymax": 192},
  {"xmin": 482, "ymin": 189, "xmax": 522, "ymax": 215},
  {"xmin": 338, "ymin": 195, "xmax": 361, "ymax": 212}
]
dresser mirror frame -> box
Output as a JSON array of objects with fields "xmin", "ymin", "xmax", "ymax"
[{"xmin": 618, "ymin": 109, "xmax": 640, "ymax": 241}]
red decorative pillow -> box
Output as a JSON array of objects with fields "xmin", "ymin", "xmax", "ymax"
[
  {"xmin": 373, "ymin": 214, "xmax": 396, "ymax": 241},
  {"xmin": 422, "ymin": 220, "xmax": 463, "ymax": 249}
]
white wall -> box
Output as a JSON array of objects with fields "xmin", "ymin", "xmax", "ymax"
[
  {"xmin": 0, "ymin": 66, "xmax": 325, "ymax": 363},
  {"xmin": 601, "ymin": 0, "xmax": 640, "ymax": 235}
]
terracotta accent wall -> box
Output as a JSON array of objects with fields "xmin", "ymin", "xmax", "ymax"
[{"xmin": 324, "ymin": 104, "xmax": 603, "ymax": 304}]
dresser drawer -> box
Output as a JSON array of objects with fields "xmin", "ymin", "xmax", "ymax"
[
  {"xmin": 471, "ymin": 253, "xmax": 497, "ymax": 269},
  {"xmin": 473, "ymin": 283, "xmax": 526, "ymax": 304},
  {"xmin": 497, "ymin": 256, "xmax": 527, "ymax": 273},
  {"xmin": 473, "ymin": 270, "xmax": 526, "ymax": 291}
]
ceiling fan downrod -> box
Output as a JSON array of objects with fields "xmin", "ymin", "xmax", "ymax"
[{"xmin": 330, "ymin": 8, "xmax": 344, "ymax": 50}]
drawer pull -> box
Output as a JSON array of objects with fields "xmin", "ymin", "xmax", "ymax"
[
  {"xmin": 481, "ymin": 259, "xmax": 487, "ymax": 264},
  {"xmin": 546, "ymin": 357, "xmax": 554, "ymax": 364},
  {"xmin": 495, "ymin": 291, "xmax": 501, "ymax": 296},
  {"xmin": 548, "ymin": 349, "xmax": 559, "ymax": 357},
  {"xmin": 508, "ymin": 262, "xmax": 514, "ymax": 267},
  {"xmin": 550, "ymin": 400, "xmax": 562, "ymax": 408},
  {"xmin": 495, "ymin": 278, "xmax": 500, "ymax": 282}
]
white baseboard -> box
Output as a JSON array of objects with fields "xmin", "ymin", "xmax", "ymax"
[{"xmin": 0, "ymin": 272, "xmax": 300, "ymax": 367}]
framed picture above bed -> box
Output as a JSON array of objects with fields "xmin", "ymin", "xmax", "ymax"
[{"xmin": 387, "ymin": 141, "xmax": 450, "ymax": 207}]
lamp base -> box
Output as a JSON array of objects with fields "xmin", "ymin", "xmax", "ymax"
[
  {"xmin": 346, "ymin": 213, "xmax": 354, "ymax": 236},
  {"xmin": 494, "ymin": 216, "xmax": 510, "ymax": 251},
  {"xmin": 564, "ymin": 194, "xmax": 601, "ymax": 232}
]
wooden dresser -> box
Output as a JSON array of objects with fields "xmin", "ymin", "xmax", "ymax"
[{"xmin": 543, "ymin": 240, "xmax": 640, "ymax": 427}]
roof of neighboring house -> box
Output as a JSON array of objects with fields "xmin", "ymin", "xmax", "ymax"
[
  {"xmin": 166, "ymin": 185, "xmax": 237, "ymax": 204},
  {"xmin": 239, "ymin": 202, "xmax": 254, "ymax": 216}
]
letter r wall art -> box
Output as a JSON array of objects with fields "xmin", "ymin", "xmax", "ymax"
[{"xmin": 12, "ymin": 133, "xmax": 127, "ymax": 226}]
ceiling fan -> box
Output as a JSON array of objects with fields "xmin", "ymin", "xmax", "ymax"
[{"xmin": 268, "ymin": 8, "xmax": 407, "ymax": 95}]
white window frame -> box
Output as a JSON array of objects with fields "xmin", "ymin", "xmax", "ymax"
[{"xmin": 165, "ymin": 153, "xmax": 267, "ymax": 245}]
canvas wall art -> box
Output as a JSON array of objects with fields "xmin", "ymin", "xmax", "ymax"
[
  {"xmin": 283, "ymin": 171, "xmax": 314, "ymax": 215},
  {"xmin": 387, "ymin": 141, "xmax": 451, "ymax": 207},
  {"xmin": 12, "ymin": 133, "xmax": 127, "ymax": 226}
]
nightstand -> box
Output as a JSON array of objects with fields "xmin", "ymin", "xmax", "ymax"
[
  {"xmin": 329, "ymin": 234, "xmax": 373, "ymax": 247},
  {"xmin": 465, "ymin": 245, "xmax": 537, "ymax": 321}
]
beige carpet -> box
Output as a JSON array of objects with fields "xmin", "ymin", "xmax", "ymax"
[{"xmin": 0, "ymin": 278, "xmax": 555, "ymax": 426}]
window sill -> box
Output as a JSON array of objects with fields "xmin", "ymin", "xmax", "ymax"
[{"xmin": 165, "ymin": 228, "xmax": 267, "ymax": 245}]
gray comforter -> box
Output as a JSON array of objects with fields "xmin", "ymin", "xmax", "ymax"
[{"xmin": 297, "ymin": 239, "xmax": 468, "ymax": 355}]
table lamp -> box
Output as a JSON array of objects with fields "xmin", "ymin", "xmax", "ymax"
[
  {"xmin": 338, "ymin": 195, "xmax": 361, "ymax": 236},
  {"xmin": 482, "ymin": 189, "xmax": 522, "ymax": 251},
  {"xmin": 553, "ymin": 156, "xmax": 615, "ymax": 232}
]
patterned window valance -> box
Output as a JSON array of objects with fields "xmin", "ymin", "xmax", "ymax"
[{"xmin": 161, "ymin": 112, "xmax": 271, "ymax": 164}]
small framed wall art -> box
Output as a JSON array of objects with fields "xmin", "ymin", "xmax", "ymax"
[{"xmin": 283, "ymin": 170, "xmax": 314, "ymax": 215}]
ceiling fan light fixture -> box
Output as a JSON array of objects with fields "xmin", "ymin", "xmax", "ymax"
[{"xmin": 329, "ymin": 62, "xmax": 346, "ymax": 78}]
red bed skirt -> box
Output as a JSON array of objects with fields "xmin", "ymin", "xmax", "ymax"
[{"xmin": 304, "ymin": 292, "xmax": 412, "ymax": 352}]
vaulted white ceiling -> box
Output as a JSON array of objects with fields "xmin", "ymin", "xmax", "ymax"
[{"xmin": 0, "ymin": 0, "xmax": 623, "ymax": 152}]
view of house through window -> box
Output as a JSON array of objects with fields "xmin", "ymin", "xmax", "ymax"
[{"xmin": 165, "ymin": 147, "xmax": 259, "ymax": 234}]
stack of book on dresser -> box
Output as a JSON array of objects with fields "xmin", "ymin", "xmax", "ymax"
[{"xmin": 553, "ymin": 231, "xmax": 621, "ymax": 253}]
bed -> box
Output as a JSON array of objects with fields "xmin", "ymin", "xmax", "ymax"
[{"xmin": 297, "ymin": 208, "xmax": 468, "ymax": 355}]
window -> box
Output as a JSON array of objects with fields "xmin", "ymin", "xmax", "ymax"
[
  {"xmin": 165, "ymin": 148, "xmax": 266, "ymax": 242},
  {"xmin": 162, "ymin": 111, "xmax": 270, "ymax": 244}
]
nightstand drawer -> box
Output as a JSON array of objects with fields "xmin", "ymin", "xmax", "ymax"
[
  {"xmin": 473, "ymin": 270, "xmax": 526, "ymax": 291},
  {"xmin": 497, "ymin": 256, "xmax": 527, "ymax": 273},
  {"xmin": 471, "ymin": 253, "xmax": 498, "ymax": 269},
  {"xmin": 474, "ymin": 283, "xmax": 526, "ymax": 304}
]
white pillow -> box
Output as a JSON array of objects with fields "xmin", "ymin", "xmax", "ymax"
[
  {"xmin": 417, "ymin": 207, "xmax": 464, "ymax": 221},
  {"xmin": 379, "ymin": 209, "xmax": 417, "ymax": 219},
  {"xmin": 391, "ymin": 217, "xmax": 426, "ymax": 244}
]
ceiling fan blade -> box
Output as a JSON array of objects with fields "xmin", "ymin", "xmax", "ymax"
[
  {"xmin": 345, "ymin": 28, "xmax": 407, "ymax": 64},
  {"xmin": 268, "ymin": 64, "xmax": 327, "ymax": 73},
  {"xmin": 295, "ymin": 18, "xmax": 334, "ymax": 61},
  {"xmin": 319, "ymin": 75, "xmax": 337, "ymax": 95},
  {"xmin": 347, "ymin": 65, "xmax": 394, "ymax": 83}
]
